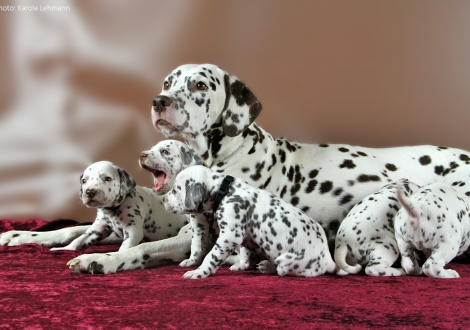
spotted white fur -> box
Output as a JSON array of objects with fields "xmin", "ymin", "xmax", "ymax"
[
  {"xmin": 140, "ymin": 140, "xmax": 221, "ymax": 267},
  {"xmin": 48, "ymin": 161, "xmax": 188, "ymax": 256},
  {"xmin": 164, "ymin": 166, "xmax": 338, "ymax": 278},
  {"xmin": 395, "ymin": 180, "xmax": 470, "ymax": 278},
  {"xmin": 334, "ymin": 179, "xmax": 420, "ymax": 276},
  {"xmin": 3, "ymin": 64, "xmax": 470, "ymax": 275}
]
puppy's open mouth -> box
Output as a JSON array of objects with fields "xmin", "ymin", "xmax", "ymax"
[{"xmin": 141, "ymin": 164, "xmax": 167, "ymax": 193}]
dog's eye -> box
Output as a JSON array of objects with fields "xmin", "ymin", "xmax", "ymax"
[
  {"xmin": 161, "ymin": 149, "xmax": 170, "ymax": 156},
  {"xmin": 104, "ymin": 176, "xmax": 112, "ymax": 182},
  {"xmin": 81, "ymin": 179, "xmax": 86, "ymax": 184},
  {"xmin": 163, "ymin": 81, "xmax": 170, "ymax": 90},
  {"xmin": 196, "ymin": 82, "xmax": 208, "ymax": 91}
]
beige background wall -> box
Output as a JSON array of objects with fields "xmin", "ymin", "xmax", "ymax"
[{"xmin": 1, "ymin": 0, "xmax": 470, "ymax": 222}]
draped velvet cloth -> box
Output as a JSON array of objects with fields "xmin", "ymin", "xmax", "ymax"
[{"xmin": 1, "ymin": 219, "xmax": 469, "ymax": 329}]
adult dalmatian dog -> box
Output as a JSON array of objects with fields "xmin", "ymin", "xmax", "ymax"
[
  {"xmin": 164, "ymin": 165, "xmax": 338, "ymax": 278},
  {"xmin": 2, "ymin": 63, "xmax": 470, "ymax": 275},
  {"xmin": 50, "ymin": 161, "xmax": 187, "ymax": 255}
]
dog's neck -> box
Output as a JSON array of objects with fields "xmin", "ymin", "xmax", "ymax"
[
  {"xmin": 186, "ymin": 122, "xmax": 273, "ymax": 168},
  {"xmin": 210, "ymin": 175, "xmax": 235, "ymax": 213}
]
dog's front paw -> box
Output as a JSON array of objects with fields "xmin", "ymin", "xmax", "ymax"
[
  {"xmin": 229, "ymin": 261, "xmax": 250, "ymax": 271},
  {"xmin": 1, "ymin": 231, "xmax": 33, "ymax": 246},
  {"xmin": 182, "ymin": 269, "xmax": 209, "ymax": 279},
  {"xmin": 179, "ymin": 258, "xmax": 200, "ymax": 267},
  {"xmin": 67, "ymin": 254, "xmax": 108, "ymax": 273},
  {"xmin": 258, "ymin": 260, "xmax": 277, "ymax": 274},
  {"xmin": 424, "ymin": 267, "xmax": 460, "ymax": 279},
  {"xmin": 402, "ymin": 257, "xmax": 421, "ymax": 275},
  {"xmin": 440, "ymin": 269, "xmax": 460, "ymax": 279}
]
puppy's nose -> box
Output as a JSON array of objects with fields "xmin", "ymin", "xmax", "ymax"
[
  {"xmin": 140, "ymin": 152, "xmax": 148, "ymax": 160},
  {"xmin": 85, "ymin": 188, "xmax": 97, "ymax": 198},
  {"xmin": 152, "ymin": 95, "xmax": 172, "ymax": 113}
]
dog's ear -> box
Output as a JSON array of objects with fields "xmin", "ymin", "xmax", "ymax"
[
  {"xmin": 79, "ymin": 174, "xmax": 84, "ymax": 200},
  {"xmin": 118, "ymin": 168, "xmax": 137, "ymax": 198},
  {"xmin": 180, "ymin": 145, "xmax": 203, "ymax": 168},
  {"xmin": 222, "ymin": 74, "xmax": 262, "ymax": 137},
  {"xmin": 184, "ymin": 182, "xmax": 206, "ymax": 212}
]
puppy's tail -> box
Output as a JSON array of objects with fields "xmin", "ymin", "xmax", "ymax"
[
  {"xmin": 334, "ymin": 244, "xmax": 362, "ymax": 275},
  {"xmin": 396, "ymin": 179, "xmax": 420, "ymax": 230}
]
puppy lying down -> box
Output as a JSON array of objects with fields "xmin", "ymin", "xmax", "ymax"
[
  {"xmin": 51, "ymin": 161, "xmax": 187, "ymax": 252},
  {"xmin": 395, "ymin": 180, "xmax": 470, "ymax": 278}
]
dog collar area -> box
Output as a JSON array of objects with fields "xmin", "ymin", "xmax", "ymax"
[{"xmin": 212, "ymin": 175, "xmax": 235, "ymax": 212}]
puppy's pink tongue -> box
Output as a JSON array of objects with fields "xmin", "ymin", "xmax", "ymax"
[{"xmin": 152, "ymin": 171, "xmax": 167, "ymax": 192}]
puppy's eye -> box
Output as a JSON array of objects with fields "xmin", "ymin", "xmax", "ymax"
[
  {"xmin": 104, "ymin": 177, "xmax": 112, "ymax": 182},
  {"xmin": 196, "ymin": 82, "xmax": 208, "ymax": 91},
  {"xmin": 161, "ymin": 149, "xmax": 170, "ymax": 156},
  {"xmin": 163, "ymin": 81, "xmax": 170, "ymax": 90},
  {"xmin": 81, "ymin": 179, "xmax": 86, "ymax": 184}
]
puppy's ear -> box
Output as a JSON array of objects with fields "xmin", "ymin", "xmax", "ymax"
[
  {"xmin": 222, "ymin": 74, "xmax": 262, "ymax": 137},
  {"xmin": 180, "ymin": 145, "xmax": 203, "ymax": 168},
  {"xmin": 79, "ymin": 174, "xmax": 84, "ymax": 200},
  {"xmin": 184, "ymin": 182, "xmax": 206, "ymax": 212},
  {"xmin": 118, "ymin": 168, "xmax": 137, "ymax": 198}
]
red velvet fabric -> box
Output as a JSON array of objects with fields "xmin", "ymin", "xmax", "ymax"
[{"xmin": 1, "ymin": 219, "xmax": 470, "ymax": 329}]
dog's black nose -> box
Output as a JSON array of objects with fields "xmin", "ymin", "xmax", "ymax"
[
  {"xmin": 153, "ymin": 95, "xmax": 172, "ymax": 113},
  {"xmin": 85, "ymin": 188, "xmax": 96, "ymax": 198}
]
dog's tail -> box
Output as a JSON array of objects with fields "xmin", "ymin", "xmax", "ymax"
[
  {"xmin": 334, "ymin": 244, "xmax": 362, "ymax": 275},
  {"xmin": 396, "ymin": 179, "xmax": 420, "ymax": 230}
]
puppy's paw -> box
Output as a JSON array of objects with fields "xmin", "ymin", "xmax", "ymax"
[
  {"xmin": 179, "ymin": 258, "xmax": 200, "ymax": 267},
  {"xmin": 424, "ymin": 267, "xmax": 460, "ymax": 279},
  {"xmin": 402, "ymin": 257, "xmax": 420, "ymax": 275},
  {"xmin": 67, "ymin": 253, "xmax": 108, "ymax": 273},
  {"xmin": 182, "ymin": 269, "xmax": 209, "ymax": 279},
  {"xmin": 441, "ymin": 269, "xmax": 460, "ymax": 279},
  {"xmin": 1, "ymin": 231, "xmax": 32, "ymax": 246},
  {"xmin": 365, "ymin": 265, "xmax": 406, "ymax": 277},
  {"xmin": 257, "ymin": 260, "xmax": 277, "ymax": 274},
  {"xmin": 229, "ymin": 261, "xmax": 250, "ymax": 271}
]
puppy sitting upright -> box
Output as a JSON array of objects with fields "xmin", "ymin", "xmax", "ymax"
[
  {"xmin": 395, "ymin": 180, "xmax": 470, "ymax": 278},
  {"xmin": 51, "ymin": 161, "xmax": 187, "ymax": 252},
  {"xmin": 163, "ymin": 165, "xmax": 338, "ymax": 279}
]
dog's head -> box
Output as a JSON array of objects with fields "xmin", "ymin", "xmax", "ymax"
[
  {"xmin": 79, "ymin": 161, "xmax": 136, "ymax": 209},
  {"xmin": 163, "ymin": 166, "xmax": 217, "ymax": 215},
  {"xmin": 151, "ymin": 64, "xmax": 262, "ymax": 140},
  {"xmin": 139, "ymin": 140, "xmax": 203, "ymax": 195}
]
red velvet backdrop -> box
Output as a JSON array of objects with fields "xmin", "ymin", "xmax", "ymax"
[{"xmin": 1, "ymin": 219, "xmax": 469, "ymax": 329}]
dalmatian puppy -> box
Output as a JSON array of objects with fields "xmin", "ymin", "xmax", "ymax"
[
  {"xmin": 334, "ymin": 179, "xmax": 420, "ymax": 276},
  {"xmin": 50, "ymin": 161, "xmax": 187, "ymax": 256},
  {"xmin": 5, "ymin": 64, "xmax": 470, "ymax": 275},
  {"xmin": 395, "ymin": 180, "xmax": 470, "ymax": 278},
  {"xmin": 163, "ymin": 165, "xmax": 338, "ymax": 279},
  {"xmin": 139, "ymin": 139, "xmax": 212, "ymax": 267},
  {"xmin": 139, "ymin": 139, "xmax": 251, "ymax": 270},
  {"xmin": 139, "ymin": 139, "xmax": 204, "ymax": 195}
]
